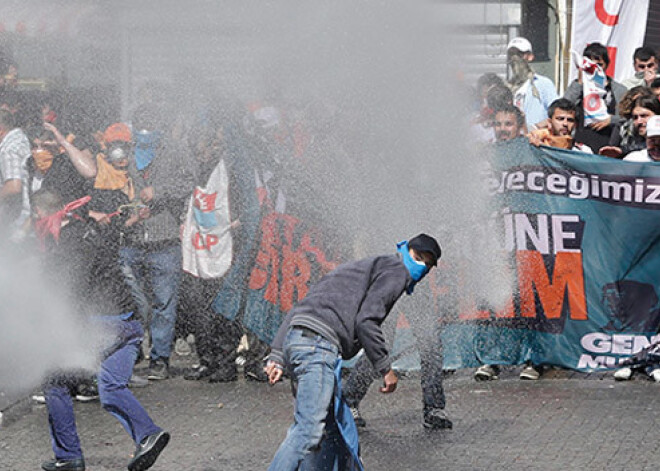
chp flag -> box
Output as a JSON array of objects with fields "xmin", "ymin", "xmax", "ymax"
[
  {"xmin": 569, "ymin": 0, "xmax": 650, "ymax": 82},
  {"xmin": 182, "ymin": 160, "xmax": 233, "ymax": 279}
]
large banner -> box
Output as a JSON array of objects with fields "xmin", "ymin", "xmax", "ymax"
[
  {"xmin": 443, "ymin": 139, "xmax": 660, "ymax": 372},
  {"xmin": 570, "ymin": 0, "xmax": 649, "ymax": 82}
]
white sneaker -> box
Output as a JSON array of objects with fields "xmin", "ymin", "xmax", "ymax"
[
  {"xmin": 613, "ymin": 367, "xmax": 633, "ymax": 381},
  {"xmin": 474, "ymin": 364, "xmax": 499, "ymax": 381},
  {"xmin": 650, "ymin": 369, "xmax": 660, "ymax": 383},
  {"xmin": 520, "ymin": 365, "xmax": 541, "ymax": 380}
]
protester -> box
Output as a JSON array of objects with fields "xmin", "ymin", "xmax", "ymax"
[
  {"xmin": 32, "ymin": 189, "xmax": 169, "ymax": 471},
  {"xmin": 623, "ymin": 115, "xmax": 660, "ymax": 162},
  {"xmin": 180, "ymin": 104, "xmax": 267, "ymax": 383},
  {"xmin": 119, "ymin": 103, "xmax": 195, "ymax": 380},
  {"xmin": 0, "ymin": 108, "xmax": 30, "ymax": 234},
  {"xmin": 601, "ymin": 93, "xmax": 660, "ymax": 159},
  {"xmin": 528, "ymin": 98, "xmax": 592, "ymax": 153},
  {"xmin": 621, "ymin": 46, "xmax": 659, "ymax": 90},
  {"xmin": 493, "ymin": 104, "xmax": 525, "ymax": 142},
  {"xmin": 265, "ymin": 234, "xmax": 441, "ymax": 470},
  {"xmin": 563, "ymin": 43, "xmax": 627, "ymax": 153},
  {"xmin": 506, "ymin": 37, "xmax": 558, "ymax": 130},
  {"xmin": 599, "ymin": 87, "xmax": 650, "ymax": 159},
  {"xmin": 471, "ymin": 83, "xmax": 514, "ymax": 144}
]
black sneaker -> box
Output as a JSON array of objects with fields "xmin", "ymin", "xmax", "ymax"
[
  {"xmin": 128, "ymin": 430, "xmax": 170, "ymax": 471},
  {"xmin": 147, "ymin": 359, "xmax": 169, "ymax": 381},
  {"xmin": 41, "ymin": 457, "xmax": 85, "ymax": 471},
  {"xmin": 244, "ymin": 363, "xmax": 269, "ymax": 382},
  {"xmin": 423, "ymin": 407, "xmax": 453, "ymax": 430},
  {"xmin": 75, "ymin": 382, "xmax": 99, "ymax": 403},
  {"xmin": 350, "ymin": 406, "xmax": 366, "ymax": 428},
  {"xmin": 184, "ymin": 365, "xmax": 215, "ymax": 381}
]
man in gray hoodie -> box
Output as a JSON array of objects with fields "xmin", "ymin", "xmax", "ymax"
[{"xmin": 265, "ymin": 234, "xmax": 441, "ymax": 470}]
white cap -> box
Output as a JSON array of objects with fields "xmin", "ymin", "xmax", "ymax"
[
  {"xmin": 507, "ymin": 37, "xmax": 533, "ymax": 54},
  {"xmin": 647, "ymin": 115, "xmax": 660, "ymax": 138}
]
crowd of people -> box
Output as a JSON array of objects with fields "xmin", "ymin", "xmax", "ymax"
[{"xmin": 3, "ymin": 35, "xmax": 660, "ymax": 470}]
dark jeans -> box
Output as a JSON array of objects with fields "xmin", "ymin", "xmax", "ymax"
[
  {"xmin": 343, "ymin": 314, "xmax": 446, "ymax": 410},
  {"xmin": 45, "ymin": 318, "xmax": 161, "ymax": 460}
]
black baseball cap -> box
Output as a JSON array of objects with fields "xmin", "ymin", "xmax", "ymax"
[{"xmin": 408, "ymin": 233, "xmax": 441, "ymax": 266}]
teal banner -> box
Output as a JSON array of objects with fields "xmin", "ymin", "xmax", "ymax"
[{"xmin": 443, "ymin": 138, "xmax": 660, "ymax": 372}]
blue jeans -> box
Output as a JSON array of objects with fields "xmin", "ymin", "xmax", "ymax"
[
  {"xmin": 268, "ymin": 328, "xmax": 339, "ymax": 471},
  {"xmin": 46, "ymin": 319, "xmax": 162, "ymax": 460},
  {"xmin": 119, "ymin": 244, "xmax": 182, "ymax": 361}
]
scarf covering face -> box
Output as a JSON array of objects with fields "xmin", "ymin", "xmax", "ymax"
[
  {"xmin": 33, "ymin": 149, "xmax": 54, "ymax": 173},
  {"xmin": 134, "ymin": 130, "xmax": 162, "ymax": 170},
  {"xmin": 35, "ymin": 195, "xmax": 91, "ymax": 251},
  {"xmin": 397, "ymin": 240, "xmax": 430, "ymax": 295},
  {"xmin": 94, "ymin": 154, "xmax": 135, "ymax": 199}
]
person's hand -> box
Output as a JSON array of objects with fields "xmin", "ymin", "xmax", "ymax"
[
  {"xmin": 137, "ymin": 206, "xmax": 151, "ymax": 220},
  {"xmin": 140, "ymin": 186, "xmax": 154, "ymax": 203},
  {"xmin": 533, "ymin": 118, "xmax": 551, "ymax": 131},
  {"xmin": 230, "ymin": 219, "xmax": 241, "ymax": 230},
  {"xmin": 88, "ymin": 210, "xmax": 111, "ymax": 225},
  {"xmin": 577, "ymin": 68, "xmax": 583, "ymax": 85},
  {"xmin": 599, "ymin": 146, "xmax": 623, "ymax": 158},
  {"xmin": 527, "ymin": 133, "xmax": 542, "ymax": 147},
  {"xmin": 43, "ymin": 122, "xmax": 66, "ymax": 146},
  {"xmin": 644, "ymin": 69, "xmax": 657, "ymax": 87},
  {"xmin": 379, "ymin": 369, "xmax": 398, "ymax": 393},
  {"xmin": 264, "ymin": 361, "xmax": 284, "ymax": 385},
  {"xmin": 589, "ymin": 116, "xmax": 611, "ymax": 131}
]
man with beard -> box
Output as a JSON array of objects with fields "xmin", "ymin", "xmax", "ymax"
[
  {"xmin": 528, "ymin": 98, "xmax": 592, "ymax": 153},
  {"xmin": 507, "ymin": 37, "xmax": 558, "ymax": 131},
  {"xmin": 493, "ymin": 104, "xmax": 525, "ymax": 142}
]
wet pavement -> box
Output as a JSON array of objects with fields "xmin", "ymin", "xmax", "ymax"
[{"xmin": 1, "ymin": 361, "xmax": 658, "ymax": 471}]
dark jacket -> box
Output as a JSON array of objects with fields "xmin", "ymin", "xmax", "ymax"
[
  {"xmin": 269, "ymin": 253, "xmax": 411, "ymax": 376},
  {"xmin": 126, "ymin": 137, "xmax": 195, "ymax": 245},
  {"xmin": 44, "ymin": 217, "xmax": 135, "ymax": 318}
]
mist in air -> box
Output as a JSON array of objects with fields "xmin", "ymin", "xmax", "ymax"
[{"xmin": 0, "ymin": 0, "xmax": 512, "ymax": 394}]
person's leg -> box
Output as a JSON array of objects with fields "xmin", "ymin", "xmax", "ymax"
[
  {"xmin": 206, "ymin": 316, "xmax": 241, "ymax": 382},
  {"xmin": 342, "ymin": 354, "xmax": 379, "ymax": 408},
  {"xmin": 146, "ymin": 244, "xmax": 182, "ymax": 365},
  {"xmin": 98, "ymin": 321, "xmax": 161, "ymax": 444},
  {"xmin": 416, "ymin": 326, "xmax": 446, "ymax": 411},
  {"xmin": 268, "ymin": 329, "xmax": 338, "ymax": 471},
  {"xmin": 119, "ymin": 246, "xmax": 150, "ymax": 325},
  {"xmin": 45, "ymin": 380, "xmax": 83, "ymax": 460}
]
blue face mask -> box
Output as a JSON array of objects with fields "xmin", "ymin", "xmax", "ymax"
[
  {"xmin": 134, "ymin": 130, "xmax": 162, "ymax": 170},
  {"xmin": 397, "ymin": 241, "xmax": 430, "ymax": 295}
]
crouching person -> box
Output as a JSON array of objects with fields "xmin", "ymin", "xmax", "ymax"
[
  {"xmin": 32, "ymin": 189, "xmax": 169, "ymax": 471},
  {"xmin": 265, "ymin": 234, "xmax": 441, "ymax": 470}
]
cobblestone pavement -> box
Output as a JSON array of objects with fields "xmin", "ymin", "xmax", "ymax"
[{"xmin": 1, "ymin": 364, "xmax": 659, "ymax": 470}]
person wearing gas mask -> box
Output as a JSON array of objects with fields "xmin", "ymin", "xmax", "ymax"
[{"xmin": 507, "ymin": 37, "xmax": 558, "ymax": 131}]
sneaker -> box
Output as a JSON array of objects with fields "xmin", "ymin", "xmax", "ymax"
[
  {"xmin": 129, "ymin": 373, "xmax": 150, "ymax": 388},
  {"xmin": 32, "ymin": 392, "xmax": 47, "ymax": 404},
  {"xmin": 244, "ymin": 363, "xmax": 269, "ymax": 382},
  {"xmin": 423, "ymin": 407, "xmax": 453, "ymax": 430},
  {"xmin": 127, "ymin": 430, "xmax": 170, "ymax": 471},
  {"xmin": 174, "ymin": 338, "xmax": 192, "ymax": 357},
  {"xmin": 613, "ymin": 367, "xmax": 633, "ymax": 381},
  {"xmin": 519, "ymin": 365, "xmax": 541, "ymax": 381},
  {"xmin": 75, "ymin": 383, "xmax": 99, "ymax": 402},
  {"xmin": 183, "ymin": 365, "xmax": 215, "ymax": 381},
  {"xmin": 474, "ymin": 364, "xmax": 499, "ymax": 381},
  {"xmin": 651, "ymin": 369, "xmax": 660, "ymax": 383},
  {"xmin": 147, "ymin": 359, "xmax": 169, "ymax": 381},
  {"xmin": 41, "ymin": 457, "xmax": 85, "ymax": 471},
  {"xmin": 350, "ymin": 406, "xmax": 366, "ymax": 428}
]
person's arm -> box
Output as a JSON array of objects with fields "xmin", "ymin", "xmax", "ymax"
[
  {"xmin": 562, "ymin": 80, "xmax": 582, "ymax": 103},
  {"xmin": 354, "ymin": 268, "xmax": 408, "ymax": 379},
  {"xmin": 265, "ymin": 311, "xmax": 295, "ymax": 384},
  {"xmin": 0, "ymin": 178, "xmax": 21, "ymax": 199},
  {"xmin": 44, "ymin": 123, "xmax": 97, "ymax": 179}
]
